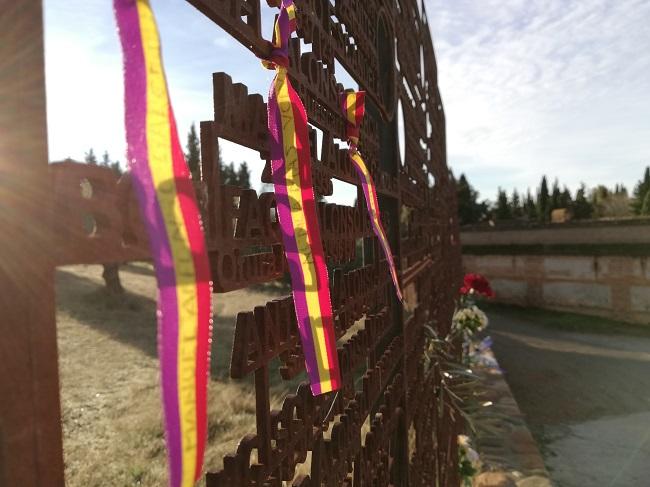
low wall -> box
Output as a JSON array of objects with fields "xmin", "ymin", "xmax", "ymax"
[{"xmin": 461, "ymin": 219, "xmax": 650, "ymax": 325}]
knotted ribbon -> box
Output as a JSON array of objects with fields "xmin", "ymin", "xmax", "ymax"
[
  {"xmin": 115, "ymin": 1, "xmax": 212, "ymax": 486},
  {"xmin": 263, "ymin": 0, "xmax": 341, "ymax": 395},
  {"xmin": 341, "ymin": 91, "xmax": 403, "ymax": 302}
]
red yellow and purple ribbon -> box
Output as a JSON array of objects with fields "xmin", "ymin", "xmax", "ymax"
[
  {"xmin": 341, "ymin": 91, "xmax": 403, "ymax": 302},
  {"xmin": 115, "ymin": 1, "xmax": 212, "ymax": 486},
  {"xmin": 264, "ymin": 0, "xmax": 341, "ymax": 395}
]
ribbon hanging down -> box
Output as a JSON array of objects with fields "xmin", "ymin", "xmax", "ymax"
[
  {"xmin": 263, "ymin": 0, "xmax": 341, "ymax": 395},
  {"xmin": 115, "ymin": 2, "xmax": 213, "ymax": 487},
  {"xmin": 341, "ymin": 91, "xmax": 403, "ymax": 302}
]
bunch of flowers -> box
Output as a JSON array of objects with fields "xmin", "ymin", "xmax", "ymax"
[
  {"xmin": 422, "ymin": 273, "xmax": 495, "ymax": 483},
  {"xmin": 458, "ymin": 434, "xmax": 482, "ymax": 486},
  {"xmin": 452, "ymin": 273, "xmax": 494, "ymax": 339},
  {"xmin": 452, "ymin": 305, "xmax": 489, "ymax": 337}
]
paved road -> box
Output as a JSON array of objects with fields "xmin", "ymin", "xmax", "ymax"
[{"xmin": 487, "ymin": 307, "xmax": 650, "ymax": 487}]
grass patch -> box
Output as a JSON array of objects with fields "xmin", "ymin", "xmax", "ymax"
[
  {"xmin": 482, "ymin": 301, "xmax": 650, "ymax": 336},
  {"xmin": 56, "ymin": 264, "xmax": 305, "ymax": 486}
]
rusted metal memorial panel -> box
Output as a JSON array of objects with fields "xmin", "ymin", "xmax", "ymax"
[
  {"xmin": 188, "ymin": 0, "xmax": 463, "ymax": 485},
  {"xmin": 1, "ymin": 0, "xmax": 461, "ymax": 485}
]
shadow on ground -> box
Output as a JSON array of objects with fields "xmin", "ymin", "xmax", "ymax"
[{"xmin": 55, "ymin": 266, "xmax": 302, "ymax": 387}]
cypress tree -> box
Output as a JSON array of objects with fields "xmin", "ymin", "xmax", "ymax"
[{"xmin": 537, "ymin": 176, "xmax": 550, "ymax": 222}]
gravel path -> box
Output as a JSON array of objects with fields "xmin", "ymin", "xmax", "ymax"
[{"xmin": 487, "ymin": 307, "xmax": 650, "ymax": 487}]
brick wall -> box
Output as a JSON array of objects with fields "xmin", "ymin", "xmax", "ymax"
[{"xmin": 461, "ymin": 220, "xmax": 650, "ymax": 325}]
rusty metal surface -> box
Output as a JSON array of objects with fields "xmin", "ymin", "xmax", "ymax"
[
  {"xmin": 0, "ymin": 1, "xmax": 65, "ymax": 485},
  {"xmin": 49, "ymin": 162, "xmax": 150, "ymax": 265},
  {"xmin": 8, "ymin": 0, "xmax": 461, "ymax": 485},
  {"xmin": 188, "ymin": 0, "xmax": 463, "ymax": 485}
]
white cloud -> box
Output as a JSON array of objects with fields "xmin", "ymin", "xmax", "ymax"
[
  {"xmin": 44, "ymin": 1, "xmax": 650, "ymax": 203},
  {"xmin": 426, "ymin": 0, "xmax": 650, "ymax": 199}
]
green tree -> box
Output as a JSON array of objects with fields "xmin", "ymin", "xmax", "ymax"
[
  {"xmin": 614, "ymin": 184, "xmax": 628, "ymax": 196},
  {"xmin": 573, "ymin": 183, "xmax": 593, "ymax": 219},
  {"xmin": 100, "ymin": 150, "xmax": 122, "ymax": 175},
  {"xmin": 511, "ymin": 189, "xmax": 522, "ymax": 218},
  {"xmin": 84, "ymin": 148, "xmax": 97, "ymax": 165},
  {"xmin": 186, "ymin": 123, "xmax": 201, "ymax": 182},
  {"xmin": 537, "ymin": 176, "xmax": 550, "ymax": 222},
  {"xmin": 221, "ymin": 161, "xmax": 237, "ymax": 185},
  {"xmin": 523, "ymin": 189, "xmax": 537, "ymax": 220},
  {"xmin": 560, "ymin": 186, "xmax": 572, "ymax": 208},
  {"xmin": 590, "ymin": 185, "xmax": 609, "ymax": 217},
  {"xmin": 219, "ymin": 161, "xmax": 252, "ymax": 189},
  {"xmin": 632, "ymin": 167, "xmax": 650, "ymax": 214},
  {"xmin": 641, "ymin": 190, "xmax": 650, "ymax": 215},
  {"xmin": 588, "ymin": 185, "xmax": 630, "ymax": 218},
  {"xmin": 237, "ymin": 162, "xmax": 251, "ymax": 189},
  {"xmin": 456, "ymin": 173, "xmax": 487, "ymax": 225},
  {"xmin": 549, "ymin": 178, "xmax": 561, "ymax": 211},
  {"xmin": 495, "ymin": 188, "xmax": 512, "ymax": 220}
]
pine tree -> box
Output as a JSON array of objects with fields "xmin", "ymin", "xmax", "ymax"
[
  {"xmin": 573, "ymin": 183, "xmax": 593, "ymax": 219},
  {"xmin": 186, "ymin": 123, "xmax": 201, "ymax": 182},
  {"xmin": 560, "ymin": 186, "xmax": 572, "ymax": 208},
  {"xmin": 511, "ymin": 189, "xmax": 522, "ymax": 218},
  {"xmin": 456, "ymin": 173, "xmax": 487, "ymax": 225},
  {"xmin": 221, "ymin": 162, "xmax": 236, "ymax": 185},
  {"xmin": 632, "ymin": 167, "xmax": 650, "ymax": 215},
  {"xmin": 524, "ymin": 189, "xmax": 537, "ymax": 220},
  {"xmin": 457, "ymin": 174, "xmax": 475, "ymax": 224},
  {"xmin": 537, "ymin": 176, "xmax": 550, "ymax": 222},
  {"xmin": 550, "ymin": 178, "xmax": 561, "ymax": 211},
  {"xmin": 99, "ymin": 151, "xmax": 122, "ymax": 175},
  {"xmin": 495, "ymin": 188, "xmax": 512, "ymax": 220},
  {"xmin": 237, "ymin": 162, "xmax": 251, "ymax": 189},
  {"xmin": 84, "ymin": 148, "xmax": 97, "ymax": 165}
]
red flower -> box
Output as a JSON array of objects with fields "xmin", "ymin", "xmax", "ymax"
[{"xmin": 459, "ymin": 273, "xmax": 495, "ymax": 298}]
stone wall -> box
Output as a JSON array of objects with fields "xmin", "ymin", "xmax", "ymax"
[{"xmin": 461, "ymin": 219, "xmax": 650, "ymax": 325}]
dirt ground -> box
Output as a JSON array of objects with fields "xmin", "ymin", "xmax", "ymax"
[
  {"xmin": 55, "ymin": 264, "xmax": 298, "ymax": 486},
  {"xmin": 486, "ymin": 305, "xmax": 650, "ymax": 487}
]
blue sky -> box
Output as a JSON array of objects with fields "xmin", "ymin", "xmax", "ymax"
[{"xmin": 44, "ymin": 0, "xmax": 650, "ymax": 203}]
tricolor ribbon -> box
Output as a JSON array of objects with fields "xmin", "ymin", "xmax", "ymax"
[
  {"xmin": 115, "ymin": 1, "xmax": 212, "ymax": 486},
  {"xmin": 341, "ymin": 91, "xmax": 403, "ymax": 302},
  {"xmin": 263, "ymin": 0, "xmax": 341, "ymax": 395}
]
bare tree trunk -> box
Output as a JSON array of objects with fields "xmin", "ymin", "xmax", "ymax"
[{"xmin": 102, "ymin": 263, "xmax": 124, "ymax": 295}]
